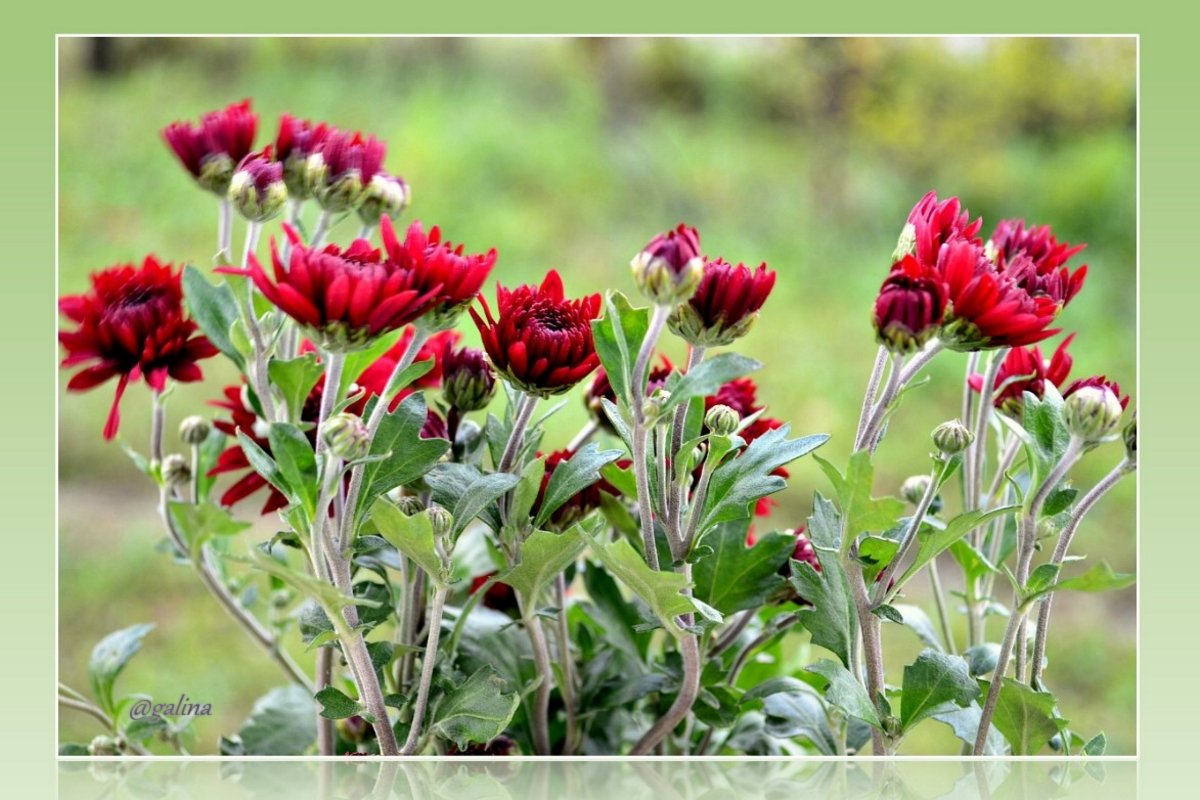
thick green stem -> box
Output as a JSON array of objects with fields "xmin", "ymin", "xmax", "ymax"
[
  {"xmin": 519, "ymin": 592, "xmax": 555, "ymax": 755},
  {"xmin": 401, "ymin": 586, "xmax": 448, "ymax": 755}
]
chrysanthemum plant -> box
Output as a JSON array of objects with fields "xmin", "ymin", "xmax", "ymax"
[{"xmin": 59, "ymin": 101, "xmax": 1135, "ymax": 758}]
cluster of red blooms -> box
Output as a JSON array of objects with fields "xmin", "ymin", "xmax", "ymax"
[{"xmin": 872, "ymin": 191, "xmax": 1088, "ymax": 354}]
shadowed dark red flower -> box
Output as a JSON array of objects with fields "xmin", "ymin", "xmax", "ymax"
[
  {"xmin": 274, "ymin": 113, "xmax": 332, "ymax": 199},
  {"xmin": 217, "ymin": 226, "xmax": 442, "ymax": 352},
  {"xmin": 309, "ymin": 128, "xmax": 387, "ymax": 212},
  {"xmin": 669, "ymin": 258, "xmax": 776, "ymax": 346},
  {"xmin": 531, "ymin": 448, "xmax": 617, "ymax": 531},
  {"xmin": 632, "ymin": 223, "xmax": 704, "ymax": 305},
  {"xmin": 705, "ymin": 378, "xmax": 785, "ymax": 517},
  {"xmin": 873, "ymin": 255, "xmax": 948, "ymax": 354},
  {"xmin": 896, "ymin": 190, "xmax": 983, "ymax": 266},
  {"xmin": 936, "ymin": 239, "xmax": 1062, "ymax": 351},
  {"xmin": 380, "ymin": 217, "xmax": 497, "ymax": 329},
  {"xmin": 469, "ymin": 573, "xmax": 520, "ymax": 614},
  {"xmin": 968, "ymin": 335, "xmax": 1075, "ymax": 415},
  {"xmin": 585, "ymin": 355, "xmax": 674, "ymax": 428},
  {"xmin": 162, "ymin": 100, "xmax": 258, "ymax": 194},
  {"xmin": 1063, "ymin": 375, "xmax": 1130, "ymax": 410},
  {"xmin": 59, "ymin": 257, "xmax": 218, "ymax": 440},
  {"xmin": 229, "ymin": 148, "xmax": 287, "ymax": 222},
  {"xmin": 990, "ymin": 220, "xmax": 1088, "ymax": 311},
  {"xmin": 470, "ymin": 270, "xmax": 602, "ymax": 396}
]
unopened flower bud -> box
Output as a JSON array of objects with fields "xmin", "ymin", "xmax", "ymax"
[
  {"xmin": 197, "ymin": 153, "xmax": 236, "ymax": 195},
  {"xmin": 357, "ymin": 172, "xmax": 411, "ymax": 226},
  {"xmin": 900, "ymin": 474, "xmax": 931, "ymax": 506},
  {"xmin": 1123, "ymin": 415, "xmax": 1136, "ymax": 463},
  {"xmin": 442, "ymin": 346, "xmax": 497, "ymax": 412},
  {"xmin": 229, "ymin": 149, "xmax": 288, "ymax": 222},
  {"xmin": 88, "ymin": 735, "xmax": 119, "ymax": 756},
  {"xmin": 428, "ymin": 505, "xmax": 454, "ymax": 539},
  {"xmin": 179, "ymin": 415, "xmax": 212, "ymax": 445},
  {"xmin": 321, "ymin": 413, "xmax": 371, "ymax": 461},
  {"xmin": 632, "ymin": 224, "xmax": 704, "ymax": 307},
  {"xmin": 337, "ymin": 715, "xmax": 372, "ymax": 744},
  {"xmin": 705, "ymin": 404, "xmax": 741, "ymax": 436},
  {"xmin": 641, "ymin": 390, "xmax": 670, "ymax": 423},
  {"xmin": 932, "ymin": 419, "xmax": 974, "ymax": 456},
  {"xmin": 883, "ymin": 715, "xmax": 902, "ymax": 738},
  {"xmin": 1063, "ymin": 385, "xmax": 1124, "ymax": 443},
  {"xmin": 162, "ymin": 453, "xmax": 192, "ymax": 489},
  {"xmin": 396, "ymin": 495, "xmax": 425, "ymax": 516}
]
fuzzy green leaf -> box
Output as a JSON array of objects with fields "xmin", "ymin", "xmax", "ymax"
[
  {"xmin": 661, "ymin": 352, "xmax": 762, "ymax": 412},
  {"xmin": 979, "ymin": 679, "xmax": 1060, "ymax": 755},
  {"xmin": 692, "ymin": 521, "xmax": 792, "ymax": 614},
  {"xmin": 314, "ymin": 687, "xmax": 365, "ymax": 721},
  {"xmin": 268, "ymin": 355, "xmax": 324, "ymax": 424},
  {"xmin": 369, "ymin": 500, "xmax": 446, "ymax": 586},
  {"xmin": 805, "ymin": 659, "xmax": 882, "ymax": 729},
  {"xmin": 900, "ymin": 649, "xmax": 979, "ymax": 732},
  {"xmin": 89, "ymin": 623, "xmax": 154, "ymax": 717},
  {"xmin": 431, "ymin": 666, "xmax": 520, "ymax": 749},
  {"xmin": 168, "ymin": 501, "xmax": 251, "ymax": 560},
  {"xmin": 499, "ymin": 525, "xmax": 588, "ymax": 599},
  {"xmin": 267, "ymin": 422, "xmax": 318, "ymax": 514},
  {"xmin": 590, "ymin": 291, "xmax": 650, "ymax": 408},
  {"xmin": 895, "ymin": 505, "xmax": 1019, "ymax": 588},
  {"xmin": 234, "ymin": 686, "xmax": 317, "ymax": 755},
  {"xmin": 534, "ymin": 443, "xmax": 622, "ymax": 528},
  {"xmin": 182, "ymin": 265, "xmax": 244, "ymax": 369},
  {"xmin": 450, "ymin": 471, "xmax": 520, "ymax": 537},
  {"xmin": 357, "ymin": 394, "xmax": 449, "ymax": 512},
  {"xmin": 814, "ymin": 452, "xmax": 905, "ymax": 552}
]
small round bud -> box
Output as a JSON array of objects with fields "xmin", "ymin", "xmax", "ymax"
[
  {"xmin": 641, "ymin": 390, "xmax": 670, "ymax": 423},
  {"xmin": 179, "ymin": 415, "xmax": 212, "ymax": 445},
  {"xmin": 162, "ymin": 453, "xmax": 192, "ymax": 489},
  {"xmin": 229, "ymin": 150, "xmax": 288, "ymax": 223},
  {"xmin": 88, "ymin": 735, "xmax": 119, "ymax": 756},
  {"xmin": 1063, "ymin": 385, "xmax": 1124, "ymax": 443},
  {"xmin": 427, "ymin": 505, "xmax": 454, "ymax": 539},
  {"xmin": 1123, "ymin": 415, "xmax": 1136, "ymax": 464},
  {"xmin": 357, "ymin": 173, "xmax": 411, "ymax": 226},
  {"xmin": 631, "ymin": 224, "xmax": 704, "ymax": 307},
  {"xmin": 396, "ymin": 495, "xmax": 425, "ymax": 516},
  {"xmin": 321, "ymin": 413, "xmax": 371, "ymax": 461},
  {"xmin": 337, "ymin": 715, "xmax": 372, "ymax": 744},
  {"xmin": 690, "ymin": 445, "xmax": 706, "ymax": 469},
  {"xmin": 442, "ymin": 346, "xmax": 497, "ymax": 412},
  {"xmin": 900, "ymin": 474, "xmax": 931, "ymax": 506},
  {"xmin": 932, "ymin": 419, "xmax": 974, "ymax": 456},
  {"xmin": 197, "ymin": 153, "xmax": 236, "ymax": 195},
  {"xmin": 704, "ymin": 404, "xmax": 741, "ymax": 436},
  {"xmin": 883, "ymin": 714, "xmax": 902, "ymax": 738}
]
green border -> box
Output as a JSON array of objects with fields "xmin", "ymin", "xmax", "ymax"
[{"xmin": 3, "ymin": 5, "xmax": 1193, "ymax": 793}]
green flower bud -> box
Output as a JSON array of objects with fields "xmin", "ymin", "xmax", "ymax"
[
  {"xmin": 1063, "ymin": 385, "xmax": 1125, "ymax": 443},
  {"xmin": 321, "ymin": 413, "xmax": 371, "ymax": 461},
  {"xmin": 317, "ymin": 169, "xmax": 365, "ymax": 213},
  {"xmin": 162, "ymin": 453, "xmax": 192, "ymax": 489},
  {"xmin": 428, "ymin": 505, "xmax": 454, "ymax": 539},
  {"xmin": 179, "ymin": 415, "xmax": 212, "ymax": 445},
  {"xmin": 396, "ymin": 495, "xmax": 425, "ymax": 516},
  {"xmin": 357, "ymin": 173, "xmax": 410, "ymax": 226},
  {"xmin": 704, "ymin": 403, "xmax": 741, "ymax": 436},
  {"xmin": 88, "ymin": 735, "xmax": 119, "ymax": 756},
  {"xmin": 197, "ymin": 153, "xmax": 236, "ymax": 195},
  {"xmin": 900, "ymin": 474, "xmax": 931, "ymax": 506},
  {"xmin": 1123, "ymin": 415, "xmax": 1137, "ymax": 464},
  {"xmin": 631, "ymin": 224, "xmax": 704, "ymax": 307},
  {"xmin": 931, "ymin": 419, "xmax": 974, "ymax": 456}
]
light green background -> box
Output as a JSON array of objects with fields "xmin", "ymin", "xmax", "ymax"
[{"xmin": 2, "ymin": 4, "xmax": 1193, "ymax": 797}]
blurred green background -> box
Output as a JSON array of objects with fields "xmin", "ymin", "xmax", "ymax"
[{"xmin": 57, "ymin": 37, "xmax": 1136, "ymax": 754}]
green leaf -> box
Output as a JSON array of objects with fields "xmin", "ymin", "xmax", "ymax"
[
  {"xmin": 357, "ymin": 394, "xmax": 449, "ymax": 512},
  {"xmin": 700, "ymin": 426, "xmax": 829, "ymax": 532},
  {"xmin": 533, "ymin": 443, "xmax": 623, "ymax": 528},
  {"xmin": 965, "ymin": 643, "xmax": 1000, "ymax": 677},
  {"xmin": 431, "ymin": 666, "xmax": 520, "ymax": 749},
  {"xmin": 236, "ymin": 431, "xmax": 292, "ymax": 501},
  {"xmin": 314, "ymin": 687, "xmax": 365, "ymax": 721},
  {"xmin": 577, "ymin": 524, "xmax": 696, "ymax": 638},
  {"xmin": 1025, "ymin": 563, "xmax": 1062, "ymax": 597},
  {"xmin": 267, "ymin": 423, "xmax": 318, "ymax": 514},
  {"xmin": 499, "ymin": 525, "xmax": 588, "ymax": 600},
  {"xmin": 692, "ymin": 521, "xmax": 791, "ymax": 614},
  {"xmin": 369, "ymin": 500, "xmax": 447, "ymax": 586},
  {"xmin": 425, "ymin": 463, "xmax": 507, "ymax": 534},
  {"xmin": 590, "ymin": 291, "xmax": 650, "ymax": 407},
  {"xmin": 753, "ymin": 683, "xmax": 839, "ymax": 754},
  {"xmin": 899, "ymin": 649, "xmax": 980, "ymax": 732},
  {"xmin": 246, "ymin": 547, "xmax": 366, "ymax": 613},
  {"xmin": 450, "ymin": 471, "xmax": 520, "ymax": 537},
  {"xmin": 182, "ymin": 265, "xmax": 244, "ymax": 369},
  {"xmin": 932, "ymin": 703, "xmax": 1007, "ymax": 755},
  {"xmin": 509, "ymin": 456, "xmax": 547, "ymax": 525},
  {"xmin": 268, "ymin": 355, "xmax": 324, "ymax": 423},
  {"xmin": 813, "ymin": 452, "xmax": 905, "ymax": 551},
  {"xmin": 857, "ymin": 535, "xmax": 899, "ymax": 580},
  {"xmin": 1024, "ymin": 562, "xmax": 1136, "ymax": 605},
  {"xmin": 167, "ymin": 501, "xmax": 252, "ymax": 559},
  {"xmin": 791, "ymin": 559, "xmax": 857, "ymax": 670},
  {"xmin": 979, "ymin": 679, "xmax": 1060, "ymax": 755},
  {"xmin": 1042, "ymin": 486, "xmax": 1078, "ymax": 517},
  {"xmin": 661, "ymin": 352, "xmax": 762, "ymax": 412},
  {"xmin": 580, "ymin": 561, "xmax": 650, "ymax": 661},
  {"xmin": 949, "ymin": 538, "xmax": 999, "ymax": 581},
  {"xmin": 89, "ymin": 623, "xmax": 154, "ymax": 716},
  {"xmin": 895, "ymin": 505, "xmax": 1019, "ymax": 588},
  {"xmin": 234, "ymin": 685, "xmax": 317, "ymax": 755},
  {"xmin": 804, "ymin": 659, "xmax": 882, "ymax": 728},
  {"xmin": 193, "ymin": 428, "xmax": 228, "ymax": 504},
  {"xmin": 1084, "ymin": 732, "xmax": 1107, "ymax": 756}
]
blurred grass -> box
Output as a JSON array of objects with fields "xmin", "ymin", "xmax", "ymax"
[{"xmin": 57, "ymin": 37, "xmax": 1136, "ymax": 753}]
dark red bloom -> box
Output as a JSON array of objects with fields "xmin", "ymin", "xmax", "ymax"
[
  {"xmin": 531, "ymin": 449, "xmax": 616, "ymax": 531},
  {"xmin": 968, "ymin": 335, "xmax": 1075, "ymax": 415},
  {"xmin": 899, "ymin": 190, "xmax": 983, "ymax": 267},
  {"xmin": 162, "ymin": 100, "xmax": 258, "ymax": 194},
  {"xmin": 936, "ymin": 239, "xmax": 1062, "ymax": 351},
  {"xmin": 705, "ymin": 378, "xmax": 785, "ymax": 517},
  {"xmin": 380, "ymin": 217, "xmax": 497, "ymax": 329},
  {"xmin": 59, "ymin": 257, "xmax": 218, "ymax": 441},
  {"xmin": 217, "ymin": 226, "xmax": 442, "ymax": 352},
  {"xmin": 990, "ymin": 218, "xmax": 1086, "ymax": 275},
  {"xmin": 585, "ymin": 355, "xmax": 674, "ymax": 427},
  {"xmin": 669, "ymin": 258, "xmax": 776, "ymax": 346},
  {"xmin": 641, "ymin": 224, "xmax": 702, "ymax": 275},
  {"xmin": 274, "ymin": 113, "xmax": 332, "ymax": 198},
  {"xmin": 1063, "ymin": 375, "xmax": 1130, "ymax": 410},
  {"xmin": 470, "ymin": 270, "xmax": 602, "ymax": 396},
  {"xmin": 469, "ymin": 573, "xmax": 520, "ymax": 614},
  {"xmin": 873, "ymin": 255, "xmax": 948, "ymax": 354},
  {"xmin": 309, "ymin": 128, "xmax": 387, "ymax": 212}
]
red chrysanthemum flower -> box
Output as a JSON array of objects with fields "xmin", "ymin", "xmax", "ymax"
[
  {"xmin": 989, "ymin": 219, "xmax": 1088, "ymax": 311},
  {"xmin": 897, "ymin": 190, "xmax": 983, "ymax": 267},
  {"xmin": 873, "ymin": 255, "xmax": 948, "ymax": 354},
  {"xmin": 217, "ymin": 226, "xmax": 443, "ymax": 352},
  {"xmin": 274, "ymin": 113, "xmax": 333, "ymax": 199},
  {"xmin": 584, "ymin": 355, "xmax": 674, "ymax": 427},
  {"xmin": 705, "ymin": 378, "xmax": 786, "ymax": 517},
  {"xmin": 162, "ymin": 100, "xmax": 258, "ymax": 194},
  {"xmin": 59, "ymin": 257, "xmax": 218, "ymax": 441},
  {"xmin": 470, "ymin": 270, "xmax": 602, "ymax": 396},
  {"xmin": 379, "ymin": 217, "xmax": 497, "ymax": 329},
  {"xmin": 669, "ymin": 258, "xmax": 776, "ymax": 347},
  {"xmin": 968, "ymin": 334, "xmax": 1075, "ymax": 415},
  {"xmin": 309, "ymin": 128, "xmax": 387, "ymax": 212},
  {"xmin": 936, "ymin": 239, "xmax": 1062, "ymax": 351}
]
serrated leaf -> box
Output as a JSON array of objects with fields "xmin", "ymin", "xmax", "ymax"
[
  {"xmin": 1024, "ymin": 562, "xmax": 1136, "ymax": 605},
  {"xmin": 804, "ymin": 659, "xmax": 881, "ymax": 728},
  {"xmin": 965, "ymin": 643, "xmax": 1001, "ymax": 677},
  {"xmin": 314, "ymin": 687, "xmax": 364, "ymax": 720},
  {"xmin": 369, "ymin": 500, "xmax": 446, "ymax": 586},
  {"xmin": 692, "ymin": 521, "xmax": 791, "ymax": 614},
  {"xmin": 590, "ymin": 291, "xmax": 650, "ymax": 407},
  {"xmin": 268, "ymin": 355, "xmax": 324, "ymax": 423},
  {"xmin": 236, "ymin": 431, "xmax": 292, "ymax": 501},
  {"xmin": 534, "ymin": 443, "xmax": 622, "ymax": 528},
  {"xmin": 182, "ymin": 265, "xmax": 244, "ymax": 369},
  {"xmin": 979, "ymin": 679, "xmax": 1060, "ymax": 755},
  {"xmin": 1024, "ymin": 563, "xmax": 1061, "ymax": 597},
  {"xmin": 235, "ymin": 685, "xmax": 317, "ymax": 755},
  {"xmin": 813, "ymin": 452, "xmax": 905, "ymax": 550},
  {"xmin": 577, "ymin": 524, "xmax": 696, "ymax": 638},
  {"xmin": 167, "ymin": 501, "xmax": 251, "ymax": 560},
  {"xmin": 431, "ymin": 666, "xmax": 520, "ymax": 749},
  {"xmin": 246, "ymin": 547, "xmax": 366, "ymax": 613},
  {"xmin": 499, "ymin": 525, "xmax": 588, "ymax": 599},
  {"xmin": 450, "ymin": 471, "xmax": 520, "ymax": 537},
  {"xmin": 791, "ymin": 558, "xmax": 856, "ymax": 670},
  {"xmin": 895, "ymin": 505, "xmax": 1019, "ymax": 588},
  {"xmin": 425, "ymin": 463, "xmax": 505, "ymax": 534},
  {"xmin": 509, "ymin": 456, "xmax": 547, "ymax": 524},
  {"xmin": 661, "ymin": 352, "xmax": 762, "ymax": 413},
  {"xmin": 89, "ymin": 623, "xmax": 154, "ymax": 716},
  {"xmin": 361, "ymin": 394, "xmax": 449, "ymax": 509},
  {"xmin": 932, "ymin": 702, "xmax": 1007, "ymax": 755},
  {"xmin": 759, "ymin": 688, "xmax": 838, "ymax": 755},
  {"xmin": 900, "ymin": 649, "xmax": 979, "ymax": 732}
]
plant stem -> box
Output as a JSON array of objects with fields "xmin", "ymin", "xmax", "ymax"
[
  {"xmin": 357, "ymin": 222, "xmax": 375, "ymax": 242},
  {"xmin": 555, "ymin": 573, "xmax": 579, "ymax": 754},
  {"xmin": 726, "ymin": 613, "xmax": 799, "ymax": 684},
  {"xmin": 667, "ymin": 345, "xmax": 705, "ymax": 533},
  {"xmin": 630, "ymin": 305, "xmax": 670, "ymax": 570},
  {"xmin": 57, "ymin": 696, "xmax": 151, "ymax": 755},
  {"xmin": 854, "ymin": 346, "xmax": 889, "ymax": 446},
  {"xmin": 310, "ymin": 209, "xmax": 334, "ymax": 249},
  {"xmin": 855, "ymin": 353, "xmax": 902, "ymax": 452},
  {"xmin": 846, "ymin": 554, "xmax": 888, "ymax": 756},
  {"xmin": 927, "ymin": 557, "xmax": 956, "ymax": 655},
  {"xmin": 873, "ymin": 466, "xmax": 940, "ymax": 604},
  {"xmin": 960, "ymin": 351, "xmax": 981, "ymax": 503},
  {"xmin": 236, "ymin": 222, "xmax": 276, "ymax": 423},
  {"xmin": 315, "ymin": 647, "xmax": 334, "ymax": 756},
  {"xmin": 519, "ymin": 591, "xmax": 555, "ymax": 755},
  {"xmin": 216, "ymin": 198, "xmax": 233, "ymax": 262},
  {"xmin": 968, "ymin": 350, "xmax": 1007, "ymax": 512},
  {"xmin": 565, "ymin": 419, "xmax": 599, "ymax": 452},
  {"xmin": 498, "ymin": 392, "xmax": 538, "ymax": 474},
  {"xmin": 973, "ymin": 602, "xmax": 1028, "ymax": 755},
  {"xmin": 710, "ymin": 608, "xmax": 755, "ymax": 657},
  {"xmin": 401, "ymin": 586, "xmax": 448, "ymax": 755},
  {"xmin": 1030, "ymin": 459, "xmax": 1133, "ymax": 687},
  {"xmin": 631, "ymin": 631, "xmax": 700, "ymax": 755},
  {"xmin": 339, "ymin": 624, "xmax": 400, "ymax": 755}
]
